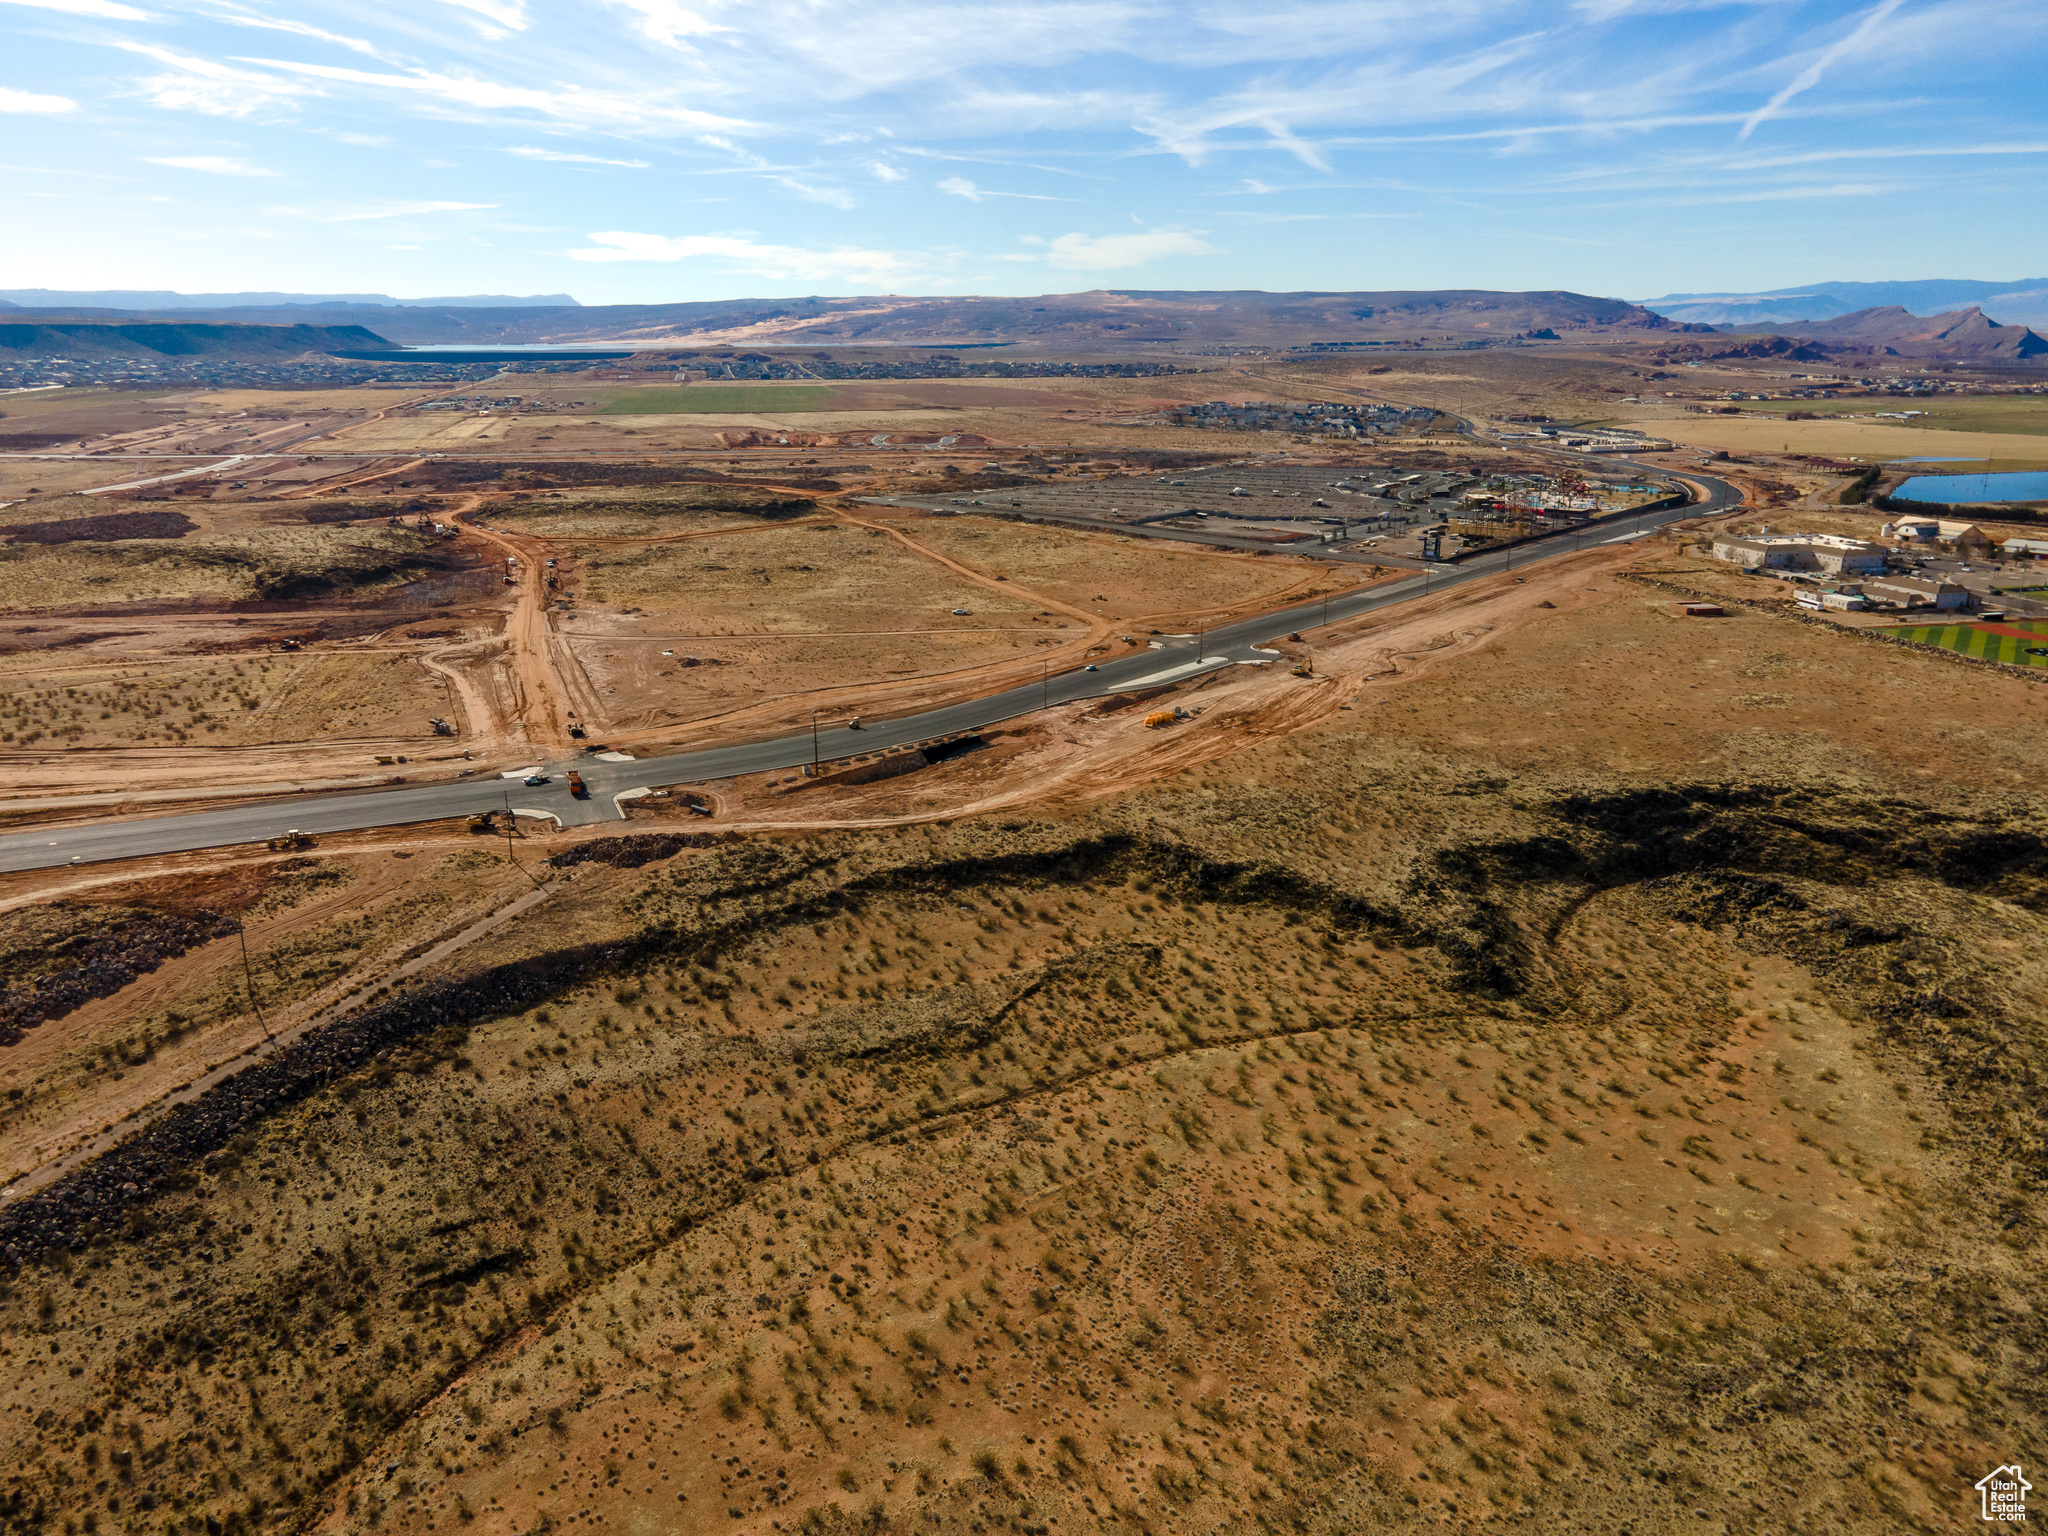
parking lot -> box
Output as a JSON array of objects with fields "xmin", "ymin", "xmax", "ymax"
[{"xmin": 874, "ymin": 461, "xmax": 1488, "ymax": 567}]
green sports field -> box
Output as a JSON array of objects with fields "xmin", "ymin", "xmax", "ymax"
[{"xmin": 1887, "ymin": 618, "xmax": 2048, "ymax": 668}]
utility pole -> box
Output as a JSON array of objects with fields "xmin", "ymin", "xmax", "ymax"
[
  {"xmin": 501, "ymin": 790, "xmax": 545, "ymax": 891},
  {"xmin": 238, "ymin": 922, "xmax": 271, "ymax": 1044},
  {"xmin": 811, "ymin": 709, "xmax": 821, "ymax": 769},
  {"xmin": 1042, "ymin": 660, "xmax": 1050, "ymax": 711}
]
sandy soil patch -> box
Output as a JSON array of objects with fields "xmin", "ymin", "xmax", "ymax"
[
  {"xmin": 0, "ymin": 460, "xmax": 150, "ymax": 499},
  {"xmin": 570, "ymin": 522, "xmax": 1045, "ymax": 629},
  {"xmin": 0, "ymin": 522, "xmax": 464, "ymax": 611},
  {"xmin": 903, "ymin": 515, "xmax": 1360, "ymax": 626},
  {"xmin": 190, "ymin": 388, "xmax": 434, "ymax": 413},
  {"xmin": 572, "ymin": 629, "xmax": 1078, "ymax": 731}
]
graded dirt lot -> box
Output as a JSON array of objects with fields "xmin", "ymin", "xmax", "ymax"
[{"xmin": 902, "ymin": 515, "xmax": 1360, "ymax": 626}]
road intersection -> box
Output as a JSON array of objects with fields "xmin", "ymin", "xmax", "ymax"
[{"xmin": 0, "ymin": 466, "xmax": 1736, "ymax": 874}]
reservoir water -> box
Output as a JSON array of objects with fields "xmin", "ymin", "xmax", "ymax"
[{"xmin": 1891, "ymin": 470, "xmax": 2048, "ymax": 504}]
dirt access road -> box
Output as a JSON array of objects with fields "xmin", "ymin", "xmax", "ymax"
[{"xmin": 436, "ymin": 498, "xmax": 592, "ymax": 751}]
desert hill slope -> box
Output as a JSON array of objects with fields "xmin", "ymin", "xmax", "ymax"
[
  {"xmin": 1644, "ymin": 277, "xmax": 2048, "ymax": 329},
  {"xmin": 1750, "ymin": 304, "xmax": 2047, "ymax": 361},
  {"xmin": 0, "ymin": 290, "xmax": 575, "ymax": 310},
  {"xmin": 0, "ymin": 289, "xmax": 1704, "ymax": 351},
  {"xmin": 0, "ymin": 320, "xmax": 398, "ymax": 361}
]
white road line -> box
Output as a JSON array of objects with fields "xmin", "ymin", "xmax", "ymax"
[
  {"xmin": 81, "ymin": 454, "xmax": 266, "ymax": 496},
  {"xmin": 1109, "ymin": 656, "xmax": 1233, "ymax": 691}
]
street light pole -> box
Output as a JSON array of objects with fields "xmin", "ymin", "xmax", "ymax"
[{"xmin": 237, "ymin": 923, "xmax": 271, "ymax": 1044}]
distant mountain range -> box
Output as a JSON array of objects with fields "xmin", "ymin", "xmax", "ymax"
[
  {"xmin": 0, "ymin": 288, "xmax": 1701, "ymax": 351},
  {"xmin": 1645, "ymin": 305, "xmax": 2047, "ymax": 366},
  {"xmin": 0, "ymin": 290, "xmax": 578, "ymax": 311},
  {"xmin": 0, "ymin": 320, "xmax": 395, "ymax": 362},
  {"xmin": 1642, "ymin": 278, "xmax": 2048, "ymax": 329}
]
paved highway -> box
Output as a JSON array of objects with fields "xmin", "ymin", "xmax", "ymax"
[{"xmin": 0, "ymin": 466, "xmax": 1736, "ymax": 874}]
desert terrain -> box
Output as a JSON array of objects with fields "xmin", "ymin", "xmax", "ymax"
[{"xmin": 1, "ymin": 331, "xmax": 2045, "ymax": 1536}]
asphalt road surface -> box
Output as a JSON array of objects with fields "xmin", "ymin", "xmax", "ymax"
[{"xmin": 0, "ymin": 467, "xmax": 1736, "ymax": 873}]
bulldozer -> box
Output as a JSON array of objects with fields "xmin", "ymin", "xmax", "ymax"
[{"xmin": 264, "ymin": 829, "xmax": 316, "ymax": 852}]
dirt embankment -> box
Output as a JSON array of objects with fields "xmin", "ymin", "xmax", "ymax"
[{"xmin": 1, "ymin": 718, "xmax": 2042, "ymax": 1536}]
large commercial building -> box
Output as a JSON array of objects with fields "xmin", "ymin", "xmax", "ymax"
[
  {"xmin": 1862, "ymin": 575, "xmax": 1969, "ymax": 610},
  {"xmin": 1884, "ymin": 517, "xmax": 1990, "ymax": 550},
  {"xmin": 1709, "ymin": 532, "xmax": 1890, "ymax": 575}
]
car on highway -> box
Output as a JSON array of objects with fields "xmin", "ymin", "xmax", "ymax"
[
  {"xmin": 1084, "ymin": 664, "xmax": 1098, "ymax": 671},
  {"xmin": 523, "ymin": 774, "xmax": 550, "ymax": 786}
]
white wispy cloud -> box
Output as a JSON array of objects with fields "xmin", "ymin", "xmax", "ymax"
[
  {"xmin": 437, "ymin": 0, "xmax": 528, "ymax": 38},
  {"xmin": 772, "ymin": 176, "xmax": 856, "ymax": 209},
  {"xmin": 209, "ymin": 15, "xmax": 385, "ymax": 59},
  {"xmin": 273, "ymin": 199, "xmax": 500, "ymax": 220},
  {"xmin": 605, "ymin": 0, "xmax": 724, "ymax": 47},
  {"xmin": 508, "ymin": 145, "xmax": 650, "ymax": 167},
  {"xmin": 0, "ymin": 86, "xmax": 77, "ymax": 112},
  {"xmin": 144, "ymin": 153, "xmax": 278, "ymax": 175},
  {"xmin": 1727, "ymin": 139, "xmax": 2048, "ymax": 168},
  {"xmin": 569, "ymin": 230, "xmax": 916, "ymax": 285},
  {"xmin": 1738, "ymin": 0, "xmax": 1911, "ymax": 141},
  {"xmin": 113, "ymin": 39, "xmax": 306, "ymax": 117},
  {"xmin": 1028, "ymin": 230, "xmax": 1217, "ymax": 270},
  {"xmin": 235, "ymin": 56, "xmax": 751, "ymax": 132},
  {"xmin": 0, "ymin": 0, "xmax": 150, "ymax": 18},
  {"xmin": 938, "ymin": 176, "xmax": 1060, "ymax": 202}
]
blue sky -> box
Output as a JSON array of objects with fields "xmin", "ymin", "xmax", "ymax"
[{"xmin": 2, "ymin": 0, "xmax": 2044, "ymax": 305}]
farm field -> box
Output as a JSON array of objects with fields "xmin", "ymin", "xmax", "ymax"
[
  {"xmin": 1736, "ymin": 395, "xmax": 2048, "ymax": 436},
  {"xmin": 1615, "ymin": 413, "xmax": 2048, "ymax": 463}
]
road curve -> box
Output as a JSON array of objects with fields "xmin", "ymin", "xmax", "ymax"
[{"xmin": 0, "ymin": 468, "xmax": 1738, "ymax": 874}]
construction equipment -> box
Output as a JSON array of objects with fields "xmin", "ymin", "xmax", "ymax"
[
  {"xmin": 429, "ymin": 717, "xmax": 456, "ymax": 736},
  {"xmin": 1290, "ymin": 660, "xmax": 1314, "ymax": 678},
  {"xmin": 1145, "ymin": 710, "xmax": 1178, "ymax": 729},
  {"xmin": 465, "ymin": 812, "xmax": 496, "ymax": 832},
  {"xmin": 566, "ymin": 770, "xmax": 587, "ymax": 798},
  {"xmin": 264, "ymin": 829, "xmax": 316, "ymax": 851}
]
